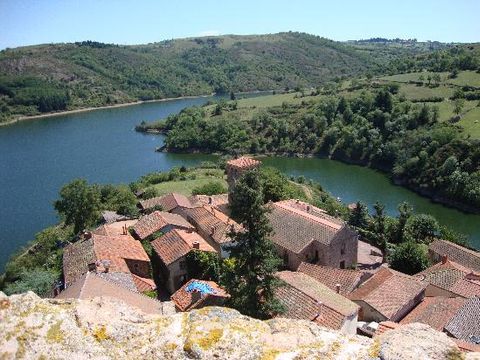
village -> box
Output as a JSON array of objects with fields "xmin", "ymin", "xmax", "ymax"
[{"xmin": 56, "ymin": 156, "xmax": 480, "ymax": 353}]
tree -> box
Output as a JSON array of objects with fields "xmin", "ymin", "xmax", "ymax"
[
  {"xmin": 258, "ymin": 167, "xmax": 301, "ymax": 203},
  {"xmin": 4, "ymin": 268, "xmax": 59, "ymax": 296},
  {"xmin": 192, "ymin": 181, "xmax": 227, "ymax": 196},
  {"xmin": 432, "ymin": 73, "xmax": 441, "ymax": 87},
  {"xmin": 389, "ymin": 241, "xmax": 429, "ymax": 275},
  {"xmin": 392, "ymin": 202, "xmax": 413, "ymax": 243},
  {"xmin": 54, "ymin": 179, "xmax": 101, "ymax": 233},
  {"xmin": 370, "ymin": 202, "xmax": 388, "ymax": 254},
  {"xmin": 348, "ymin": 202, "xmax": 369, "ymax": 230},
  {"xmin": 230, "ymin": 91, "xmax": 236, "ymax": 101},
  {"xmin": 404, "ymin": 214, "xmax": 439, "ymax": 243},
  {"xmin": 222, "ymin": 170, "xmax": 284, "ymax": 319},
  {"xmin": 453, "ymin": 98, "xmax": 465, "ymax": 115},
  {"xmin": 186, "ymin": 250, "xmax": 220, "ymax": 281}
]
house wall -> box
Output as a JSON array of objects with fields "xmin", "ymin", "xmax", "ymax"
[
  {"xmin": 354, "ymin": 300, "xmax": 387, "ymax": 323},
  {"xmin": 165, "ymin": 257, "xmax": 188, "ymax": 294},
  {"xmin": 124, "ymin": 259, "xmax": 150, "ymax": 279},
  {"xmin": 324, "ymin": 227, "xmax": 358, "ymax": 269},
  {"xmin": 340, "ymin": 313, "xmax": 358, "ymax": 335}
]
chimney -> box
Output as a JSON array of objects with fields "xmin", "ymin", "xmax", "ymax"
[
  {"xmin": 306, "ymin": 205, "xmax": 311, "ymax": 212},
  {"xmin": 208, "ymin": 196, "xmax": 213, "ymax": 205},
  {"xmin": 192, "ymin": 241, "xmax": 200, "ymax": 249},
  {"xmin": 83, "ymin": 231, "xmax": 92, "ymax": 240},
  {"xmin": 211, "ymin": 227, "xmax": 215, "ymax": 236},
  {"xmin": 442, "ymin": 255, "xmax": 448, "ymax": 264},
  {"xmin": 335, "ymin": 284, "xmax": 341, "ymax": 294},
  {"xmin": 88, "ymin": 263, "xmax": 97, "ymax": 273}
]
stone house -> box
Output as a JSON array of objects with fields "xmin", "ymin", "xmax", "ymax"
[
  {"xmin": 275, "ymin": 271, "xmax": 360, "ymax": 334},
  {"xmin": 428, "ymin": 240, "xmax": 480, "ymax": 273},
  {"xmin": 174, "ymin": 205, "xmax": 241, "ymax": 258},
  {"xmin": 138, "ymin": 192, "xmax": 193, "ymax": 213},
  {"xmin": 226, "ymin": 156, "xmax": 261, "ymax": 200},
  {"xmin": 348, "ymin": 267, "xmax": 427, "ymax": 323},
  {"xmin": 150, "ymin": 229, "xmax": 216, "ymax": 294},
  {"xmin": 131, "ymin": 210, "xmax": 194, "ymax": 240},
  {"xmin": 267, "ymin": 199, "xmax": 358, "ymax": 270}
]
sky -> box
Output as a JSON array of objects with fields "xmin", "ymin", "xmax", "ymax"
[{"xmin": 1, "ymin": 0, "xmax": 479, "ymax": 49}]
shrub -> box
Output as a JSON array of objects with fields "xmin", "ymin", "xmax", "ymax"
[{"xmin": 192, "ymin": 181, "xmax": 227, "ymax": 196}]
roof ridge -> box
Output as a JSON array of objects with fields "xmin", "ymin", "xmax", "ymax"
[
  {"xmin": 273, "ymin": 202, "xmax": 343, "ymax": 231},
  {"xmin": 90, "ymin": 272, "xmax": 163, "ymax": 304}
]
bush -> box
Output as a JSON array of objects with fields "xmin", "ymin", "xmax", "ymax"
[
  {"xmin": 192, "ymin": 181, "xmax": 227, "ymax": 196},
  {"xmin": 4, "ymin": 268, "xmax": 59, "ymax": 296},
  {"xmin": 389, "ymin": 241, "xmax": 429, "ymax": 275}
]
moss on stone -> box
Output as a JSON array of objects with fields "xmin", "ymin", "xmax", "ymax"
[
  {"xmin": 92, "ymin": 325, "xmax": 110, "ymax": 342},
  {"xmin": 446, "ymin": 347, "xmax": 464, "ymax": 360},
  {"xmin": 46, "ymin": 320, "xmax": 64, "ymax": 343},
  {"xmin": 368, "ymin": 338, "xmax": 381, "ymax": 358},
  {"xmin": 261, "ymin": 348, "xmax": 280, "ymax": 360}
]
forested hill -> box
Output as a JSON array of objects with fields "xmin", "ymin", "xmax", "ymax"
[{"xmin": 0, "ymin": 32, "xmax": 456, "ymax": 122}]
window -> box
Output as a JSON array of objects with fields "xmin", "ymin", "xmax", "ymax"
[
  {"xmin": 179, "ymin": 260, "xmax": 186, "ymax": 270},
  {"xmin": 283, "ymin": 251, "xmax": 289, "ymax": 266},
  {"xmin": 340, "ymin": 261, "xmax": 345, "ymax": 269},
  {"xmin": 341, "ymin": 243, "xmax": 346, "ymax": 255}
]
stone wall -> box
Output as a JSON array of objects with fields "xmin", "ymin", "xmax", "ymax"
[{"xmin": 0, "ymin": 291, "xmax": 477, "ymax": 360}]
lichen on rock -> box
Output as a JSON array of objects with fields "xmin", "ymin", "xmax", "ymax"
[{"xmin": 0, "ymin": 291, "xmax": 477, "ymax": 360}]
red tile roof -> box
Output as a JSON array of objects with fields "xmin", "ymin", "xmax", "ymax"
[
  {"xmin": 179, "ymin": 206, "xmax": 241, "ymax": 245},
  {"xmin": 151, "ymin": 229, "xmax": 216, "ymax": 266},
  {"xmin": 267, "ymin": 200, "xmax": 351, "ymax": 254},
  {"xmin": 226, "ymin": 156, "xmax": 261, "ymax": 169},
  {"xmin": 131, "ymin": 274, "xmax": 157, "ymax": 292},
  {"xmin": 429, "ymin": 240, "xmax": 480, "ymax": 272},
  {"xmin": 415, "ymin": 259, "xmax": 480, "ymax": 297},
  {"xmin": 297, "ymin": 262, "xmax": 368, "ymax": 295},
  {"xmin": 132, "ymin": 211, "xmax": 193, "ymax": 240},
  {"xmin": 399, "ymin": 296, "xmax": 466, "ymax": 331},
  {"xmin": 275, "ymin": 271, "xmax": 359, "ymax": 331},
  {"xmin": 139, "ymin": 193, "xmax": 193, "ymax": 212},
  {"xmin": 93, "ymin": 220, "xmax": 138, "ymax": 237},
  {"xmin": 63, "ymin": 238, "xmax": 95, "ymax": 287},
  {"xmin": 444, "ymin": 296, "xmax": 480, "ymax": 343},
  {"xmin": 170, "ymin": 279, "xmax": 229, "ymax": 312},
  {"xmin": 56, "ymin": 272, "xmax": 163, "ymax": 314},
  {"xmin": 190, "ymin": 194, "xmax": 229, "ymax": 208},
  {"xmin": 348, "ymin": 267, "xmax": 427, "ymax": 321}
]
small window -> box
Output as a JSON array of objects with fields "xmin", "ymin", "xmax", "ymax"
[
  {"xmin": 179, "ymin": 260, "xmax": 186, "ymax": 270},
  {"xmin": 340, "ymin": 260, "xmax": 345, "ymax": 269},
  {"xmin": 134, "ymin": 263, "xmax": 139, "ymax": 269}
]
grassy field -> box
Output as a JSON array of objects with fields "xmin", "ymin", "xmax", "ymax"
[
  {"xmin": 446, "ymin": 71, "xmax": 480, "ymax": 88},
  {"xmin": 458, "ymin": 106, "xmax": 480, "ymax": 139},
  {"xmin": 435, "ymin": 100, "xmax": 478, "ymax": 122},
  {"xmin": 147, "ymin": 168, "xmax": 227, "ymax": 196},
  {"xmin": 381, "ymin": 70, "xmax": 480, "ymax": 88},
  {"xmin": 398, "ymin": 83, "xmax": 453, "ymax": 100}
]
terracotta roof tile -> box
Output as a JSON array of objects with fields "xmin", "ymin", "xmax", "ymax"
[
  {"xmin": 399, "ymin": 297, "xmax": 466, "ymax": 331},
  {"xmin": 131, "ymin": 274, "xmax": 157, "ymax": 292},
  {"xmin": 297, "ymin": 262, "xmax": 369, "ymax": 295},
  {"xmin": 226, "ymin": 156, "xmax": 261, "ymax": 169},
  {"xmin": 151, "ymin": 229, "xmax": 216, "ymax": 266},
  {"xmin": 170, "ymin": 279, "xmax": 229, "ymax": 312},
  {"xmin": 93, "ymin": 220, "xmax": 138, "ymax": 237},
  {"xmin": 63, "ymin": 239, "xmax": 95, "ymax": 287},
  {"xmin": 267, "ymin": 200, "xmax": 352, "ymax": 254},
  {"xmin": 179, "ymin": 206, "xmax": 241, "ymax": 245},
  {"xmin": 132, "ymin": 211, "xmax": 193, "ymax": 240},
  {"xmin": 429, "ymin": 240, "xmax": 480, "ymax": 272},
  {"xmin": 56, "ymin": 272, "xmax": 163, "ymax": 314},
  {"xmin": 449, "ymin": 279, "xmax": 480, "ymax": 298},
  {"xmin": 190, "ymin": 194, "xmax": 229, "ymax": 208},
  {"xmin": 348, "ymin": 267, "xmax": 427, "ymax": 321},
  {"xmin": 445, "ymin": 296, "xmax": 480, "ymax": 344},
  {"xmin": 275, "ymin": 271, "xmax": 359, "ymax": 317},
  {"xmin": 139, "ymin": 193, "xmax": 193, "ymax": 212}
]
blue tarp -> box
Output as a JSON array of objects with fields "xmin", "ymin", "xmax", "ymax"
[{"xmin": 185, "ymin": 281, "xmax": 216, "ymax": 295}]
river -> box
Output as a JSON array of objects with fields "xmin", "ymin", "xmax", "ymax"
[{"xmin": 0, "ymin": 96, "xmax": 479, "ymax": 271}]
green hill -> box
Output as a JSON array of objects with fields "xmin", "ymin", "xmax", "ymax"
[{"xmin": 0, "ymin": 32, "xmax": 454, "ymax": 123}]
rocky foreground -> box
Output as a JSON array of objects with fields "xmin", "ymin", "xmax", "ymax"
[{"xmin": 0, "ymin": 291, "xmax": 478, "ymax": 360}]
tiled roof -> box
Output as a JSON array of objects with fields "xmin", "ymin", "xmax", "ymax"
[
  {"xmin": 415, "ymin": 259, "xmax": 480, "ymax": 297},
  {"xmin": 63, "ymin": 238, "xmax": 95, "ymax": 287},
  {"xmin": 274, "ymin": 271, "xmax": 358, "ymax": 331},
  {"xmin": 93, "ymin": 220, "xmax": 138, "ymax": 237},
  {"xmin": 131, "ymin": 274, "xmax": 157, "ymax": 292},
  {"xmin": 276, "ymin": 271, "xmax": 359, "ymax": 317},
  {"xmin": 445, "ymin": 296, "xmax": 480, "ymax": 344},
  {"xmin": 139, "ymin": 193, "xmax": 193, "ymax": 212},
  {"xmin": 170, "ymin": 279, "xmax": 229, "ymax": 312},
  {"xmin": 180, "ymin": 206, "xmax": 240, "ymax": 245},
  {"xmin": 151, "ymin": 229, "xmax": 216, "ymax": 266},
  {"xmin": 101, "ymin": 210, "xmax": 130, "ymax": 223},
  {"xmin": 399, "ymin": 296, "xmax": 466, "ymax": 331},
  {"xmin": 429, "ymin": 240, "xmax": 480, "ymax": 272},
  {"xmin": 348, "ymin": 267, "xmax": 427, "ymax": 321},
  {"xmin": 267, "ymin": 200, "xmax": 349, "ymax": 254},
  {"xmin": 132, "ymin": 211, "xmax": 193, "ymax": 240},
  {"xmin": 226, "ymin": 156, "xmax": 261, "ymax": 169},
  {"xmin": 190, "ymin": 194, "xmax": 229, "ymax": 208},
  {"xmin": 56, "ymin": 272, "xmax": 163, "ymax": 314},
  {"xmin": 92, "ymin": 233, "xmax": 150, "ymax": 273},
  {"xmin": 95, "ymin": 272, "xmax": 138, "ymax": 291},
  {"xmin": 297, "ymin": 262, "xmax": 368, "ymax": 295}
]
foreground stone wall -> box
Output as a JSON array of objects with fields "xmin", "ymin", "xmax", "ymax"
[{"xmin": 0, "ymin": 291, "xmax": 477, "ymax": 360}]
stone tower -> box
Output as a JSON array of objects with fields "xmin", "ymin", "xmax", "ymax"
[{"xmin": 226, "ymin": 156, "xmax": 261, "ymax": 200}]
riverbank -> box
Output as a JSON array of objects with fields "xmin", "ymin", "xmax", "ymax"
[{"xmin": 0, "ymin": 94, "xmax": 214, "ymax": 127}]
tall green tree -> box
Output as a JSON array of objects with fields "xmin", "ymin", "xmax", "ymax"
[
  {"xmin": 404, "ymin": 214, "xmax": 439, "ymax": 244},
  {"xmin": 54, "ymin": 179, "xmax": 101, "ymax": 233},
  {"xmin": 389, "ymin": 241, "xmax": 429, "ymax": 275},
  {"xmin": 348, "ymin": 201, "xmax": 369, "ymax": 230},
  {"xmin": 393, "ymin": 202, "xmax": 413, "ymax": 243},
  {"xmin": 222, "ymin": 170, "xmax": 284, "ymax": 319},
  {"xmin": 370, "ymin": 201, "xmax": 388, "ymax": 254}
]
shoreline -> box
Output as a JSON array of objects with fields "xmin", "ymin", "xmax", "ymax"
[{"xmin": 0, "ymin": 94, "xmax": 215, "ymax": 127}]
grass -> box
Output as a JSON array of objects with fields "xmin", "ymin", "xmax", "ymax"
[
  {"xmin": 236, "ymin": 92, "xmax": 320, "ymax": 109},
  {"xmin": 381, "ymin": 71, "xmax": 480, "ymax": 88},
  {"xmin": 446, "ymin": 71, "xmax": 480, "ymax": 88},
  {"xmin": 147, "ymin": 168, "xmax": 227, "ymax": 196},
  {"xmin": 398, "ymin": 83, "xmax": 453, "ymax": 100},
  {"xmin": 458, "ymin": 106, "xmax": 480, "ymax": 139}
]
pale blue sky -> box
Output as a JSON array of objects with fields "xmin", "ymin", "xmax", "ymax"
[{"xmin": 1, "ymin": 0, "xmax": 479, "ymax": 49}]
